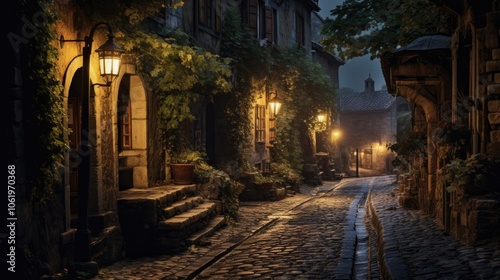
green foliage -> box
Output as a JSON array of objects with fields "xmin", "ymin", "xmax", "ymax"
[
  {"xmin": 23, "ymin": 0, "xmax": 68, "ymax": 203},
  {"xmin": 321, "ymin": 0, "xmax": 449, "ymax": 60},
  {"xmin": 442, "ymin": 154, "xmax": 500, "ymax": 193},
  {"xmin": 270, "ymin": 162, "xmax": 303, "ymax": 187},
  {"xmin": 220, "ymin": 8, "xmax": 337, "ymax": 171},
  {"xmin": 270, "ymin": 48, "xmax": 337, "ymax": 170},
  {"xmin": 387, "ymin": 130, "xmax": 427, "ymax": 172},
  {"xmin": 118, "ymin": 29, "xmax": 232, "ymax": 147},
  {"xmin": 219, "ymin": 8, "xmax": 270, "ymax": 166},
  {"xmin": 170, "ymin": 148, "xmax": 206, "ymax": 164},
  {"xmin": 431, "ymin": 121, "xmax": 470, "ymax": 162},
  {"xmin": 193, "ymin": 158, "xmax": 245, "ymax": 224}
]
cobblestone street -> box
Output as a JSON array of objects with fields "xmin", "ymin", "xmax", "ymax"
[
  {"xmin": 93, "ymin": 176, "xmax": 500, "ymax": 280},
  {"xmin": 196, "ymin": 180, "xmax": 368, "ymax": 279}
]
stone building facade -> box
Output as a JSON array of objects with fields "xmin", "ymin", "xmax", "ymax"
[
  {"xmin": 382, "ymin": 1, "xmax": 500, "ymax": 245},
  {"xmin": 338, "ymin": 76, "xmax": 409, "ymax": 174}
]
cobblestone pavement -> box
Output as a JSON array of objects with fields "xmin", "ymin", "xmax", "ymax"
[
  {"xmin": 94, "ymin": 175, "xmax": 500, "ymax": 280},
  {"xmin": 367, "ymin": 175, "xmax": 500, "ymax": 280},
  {"xmin": 195, "ymin": 179, "xmax": 371, "ymax": 279},
  {"xmin": 93, "ymin": 181, "xmax": 343, "ymax": 280}
]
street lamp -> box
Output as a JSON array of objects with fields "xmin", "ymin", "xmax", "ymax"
[
  {"xmin": 268, "ymin": 92, "xmax": 282, "ymax": 120},
  {"xmin": 355, "ymin": 148, "xmax": 359, "ymax": 177},
  {"xmin": 317, "ymin": 114, "xmax": 326, "ymax": 123},
  {"xmin": 60, "ymin": 22, "xmax": 124, "ymax": 272},
  {"xmin": 331, "ymin": 129, "xmax": 340, "ymax": 141}
]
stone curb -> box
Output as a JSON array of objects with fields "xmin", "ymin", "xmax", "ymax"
[{"xmin": 366, "ymin": 189, "xmax": 409, "ymax": 280}]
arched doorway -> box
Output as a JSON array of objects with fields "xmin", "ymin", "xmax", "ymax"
[
  {"xmin": 67, "ymin": 68, "xmax": 82, "ymax": 226},
  {"xmin": 115, "ymin": 74, "xmax": 148, "ymax": 189}
]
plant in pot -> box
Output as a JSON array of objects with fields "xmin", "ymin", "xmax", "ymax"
[
  {"xmin": 442, "ymin": 153, "xmax": 500, "ymax": 197},
  {"xmin": 169, "ymin": 149, "xmax": 206, "ymax": 185}
]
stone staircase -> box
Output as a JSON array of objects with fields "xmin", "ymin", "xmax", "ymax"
[{"xmin": 117, "ymin": 184, "xmax": 226, "ymax": 257}]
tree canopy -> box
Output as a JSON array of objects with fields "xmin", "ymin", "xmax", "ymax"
[{"xmin": 320, "ymin": 0, "xmax": 449, "ymax": 60}]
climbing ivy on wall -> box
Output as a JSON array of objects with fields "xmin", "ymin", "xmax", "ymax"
[
  {"xmin": 119, "ymin": 29, "xmax": 233, "ymax": 147},
  {"xmin": 219, "ymin": 8, "xmax": 272, "ymax": 167},
  {"xmin": 270, "ymin": 48, "xmax": 338, "ymax": 170},
  {"xmin": 22, "ymin": 0, "xmax": 68, "ymax": 202}
]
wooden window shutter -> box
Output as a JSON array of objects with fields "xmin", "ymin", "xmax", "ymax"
[
  {"xmin": 248, "ymin": 0, "xmax": 258, "ymax": 38},
  {"xmin": 264, "ymin": 6, "xmax": 273, "ymax": 42}
]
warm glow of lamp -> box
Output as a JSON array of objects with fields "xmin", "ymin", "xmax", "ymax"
[
  {"xmin": 332, "ymin": 129, "xmax": 341, "ymax": 140},
  {"xmin": 317, "ymin": 114, "xmax": 326, "ymax": 123},
  {"xmin": 95, "ymin": 34, "xmax": 125, "ymax": 83},
  {"xmin": 268, "ymin": 95, "xmax": 282, "ymax": 118}
]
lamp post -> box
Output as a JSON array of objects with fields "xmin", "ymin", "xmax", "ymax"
[
  {"xmin": 355, "ymin": 148, "xmax": 359, "ymax": 177},
  {"xmin": 61, "ymin": 22, "xmax": 124, "ymax": 270}
]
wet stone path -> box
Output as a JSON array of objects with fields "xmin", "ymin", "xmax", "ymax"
[{"xmin": 195, "ymin": 180, "xmax": 371, "ymax": 279}]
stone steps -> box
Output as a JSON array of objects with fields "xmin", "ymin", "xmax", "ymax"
[
  {"xmin": 117, "ymin": 184, "xmax": 225, "ymax": 256},
  {"xmin": 162, "ymin": 196, "xmax": 205, "ymax": 219}
]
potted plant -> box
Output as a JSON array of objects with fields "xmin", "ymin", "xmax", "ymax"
[
  {"xmin": 431, "ymin": 121, "xmax": 470, "ymax": 162},
  {"xmin": 442, "ymin": 153, "xmax": 500, "ymax": 196},
  {"xmin": 169, "ymin": 149, "xmax": 205, "ymax": 185}
]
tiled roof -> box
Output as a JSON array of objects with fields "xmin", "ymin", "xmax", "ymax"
[{"xmin": 339, "ymin": 90, "xmax": 396, "ymax": 112}]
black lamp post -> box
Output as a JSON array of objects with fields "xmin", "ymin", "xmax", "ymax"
[
  {"xmin": 355, "ymin": 148, "xmax": 359, "ymax": 177},
  {"xmin": 61, "ymin": 22, "xmax": 124, "ymax": 269}
]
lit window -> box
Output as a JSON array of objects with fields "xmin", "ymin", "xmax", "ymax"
[
  {"xmin": 255, "ymin": 105, "xmax": 266, "ymax": 143},
  {"xmin": 118, "ymin": 92, "xmax": 132, "ymax": 150}
]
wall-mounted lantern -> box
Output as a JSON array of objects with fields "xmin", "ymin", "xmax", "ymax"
[
  {"xmin": 268, "ymin": 92, "xmax": 282, "ymax": 120},
  {"xmin": 317, "ymin": 114, "xmax": 326, "ymax": 123},
  {"xmin": 315, "ymin": 113, "xmax": 327, "ymax": 131}
]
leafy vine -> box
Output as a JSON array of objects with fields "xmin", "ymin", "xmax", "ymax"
[{"xmin": 23, "ymin": 0, "xmax": 68, "ymax": 203}]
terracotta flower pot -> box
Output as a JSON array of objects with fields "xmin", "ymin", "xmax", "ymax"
[{"xmin": 170, "ymin": 163, "xmax": 195, "ymax": 185}]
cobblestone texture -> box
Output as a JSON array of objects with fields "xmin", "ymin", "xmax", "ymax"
[
  {"xmin": 93, "ymin": 175, "xmax": 500, "ymax": 280},
  {"xmin": 368, "ymin": 175, "xmax": 500, "ymax": 280}
]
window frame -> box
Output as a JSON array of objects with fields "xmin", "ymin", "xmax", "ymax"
[
  {"xmin": 255, "ymin": 104, "xmax": 266, "ymax": 143},
  {"xmin": 118, "ymin": 92, "xmax": 132, "ymax": 150}
]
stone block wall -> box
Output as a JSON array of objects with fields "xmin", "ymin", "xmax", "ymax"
[
  {"xmin": 452, "ymin": 197, "xmax": 500, "ymax": 245},
  {"xmin": 485, "ymin": 11, "xmax": 500, "ymax": 156},
  {"xmin": 447, "ymin": 8, "xmax": 500, "ymax": 245}
]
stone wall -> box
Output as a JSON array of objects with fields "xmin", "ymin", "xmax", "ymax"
[
  {"xmin": 485, "ymin": 11, "xmax": 500, "ymax": 156},
  {"xmin": 447, "ymin": 7, "xmax": 500, "ymax": 245}
]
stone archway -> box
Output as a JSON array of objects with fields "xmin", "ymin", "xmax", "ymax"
[
  {"xmin": 113, "ymin": 73, "xmax": 148, "ymax": 189},
  {"xmin": 62, "ymin": 55, "xmax": 107, "ymax": 230}
]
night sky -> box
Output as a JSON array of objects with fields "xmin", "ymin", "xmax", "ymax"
[{"xmin": 317, "ymin": 0, "xmax": 386, "ymax": 92}]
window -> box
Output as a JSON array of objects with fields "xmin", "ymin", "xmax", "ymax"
[
  {"xmin": 255, "ymin": 105, "xmax": 266, "ymax": 143},
  {"xmin": 262, "ymin": 7, "xmax": 278, "ymax": 43},
  {"xmin": 199, "ymin": 0, "xmax": 212, "ymax": 27},
  {"xmin": 118, "ymin": 92, "xmax": 132, "ymax": 150},
  {"xmin": 248, "ymin": 0, "xmax": 258, "ymax": 38},
  {"xmin": 296, "ymin": 14, "xmax": 304, "ymax": 48},
  {"xmin": 198, "ymin": 0, "xmax": 221, "ymax": 32}
]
